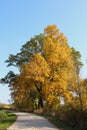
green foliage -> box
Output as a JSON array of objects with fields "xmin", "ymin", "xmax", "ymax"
[
  {"xmin": 0, "ymin": 110, "xmax": 8, "ymax": 122},
  {"xmin": 0, "ymin": 111, "xmax": 17, "ymax": 130},
  {"xmin": 71, "ymin": 47, "xmax": 83, "ymax": 72},
  {"xmin": 5, "ymin": 34, "xmax": 45, "ymax": 67}
]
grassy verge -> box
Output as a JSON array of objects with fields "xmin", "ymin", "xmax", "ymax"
[
  {"xmin": 33, "ymin": 110, "xmax": 80, "ymax": 130},
  {"xmin": 43, "ymin": 115, "xmax": 80, "ymax": 130},
  {"xmin": 0, "ymin": 110, "xmax": 17, "ymax": 130}
]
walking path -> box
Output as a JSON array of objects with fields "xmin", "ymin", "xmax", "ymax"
[{"xmin": 7, "ymin": 112, "xmax": 59, "ymax": 130}]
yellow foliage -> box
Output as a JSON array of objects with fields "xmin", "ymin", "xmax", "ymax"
[
  {"xmin": 22, "ymin": 53, "xmax": 50, "ymax": 82},
  {"xmin": 11, "ymin": 25, "xmax": 78, "ymax": 110}
]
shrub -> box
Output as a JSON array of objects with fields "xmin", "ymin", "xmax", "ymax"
[
  {"xmin": 0, "ymin": 110, "xmax": 8, "ymax": 122},
  {"xmin": 65, "ymin": 109, "xmax": 87, "ymax": 129}
]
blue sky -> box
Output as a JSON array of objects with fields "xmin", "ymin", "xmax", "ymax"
[{"xmin": 0, "ymin": 0, "xmax": 87, "ymax": 104}]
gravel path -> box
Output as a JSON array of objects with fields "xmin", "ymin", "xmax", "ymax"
[{"xmin": 7, "ymin": 112, "xmax": 59, "ymax": 130}]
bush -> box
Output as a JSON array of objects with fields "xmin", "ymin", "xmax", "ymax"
[
  {"xmin": 65, "ymin": 109, "xmax": 87, "ymax": 130},
  {"xmin": 0, "ymin": 110, "xmax": 8, "ymax": 122}
]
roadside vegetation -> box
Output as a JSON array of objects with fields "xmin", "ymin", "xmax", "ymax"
[
  {"xmin": 33, "ymin": 108, "xmax": 87, "ymax": 130},
  {"xmin": 0, "ymin": 110, "xmax": 17, "ymax": 130},
  {"xmin": 44, "ymin": 115, "xmax": 79, "ymax": 130}
]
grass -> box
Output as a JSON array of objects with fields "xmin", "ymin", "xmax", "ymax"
[
  {"xmin": 43, "ymin": 115, "xmax": 80, "ymax": 130},
  {"xmin": 33, "ymin": 111, "xmax": 81, "ymax": 130},
  {"xmin": 0, "ymin": 110, "xmax": 17, "ymax": 130},
  {"xmin": 44, "ymin": 114, "xmax": 87, "ymax": 130}
]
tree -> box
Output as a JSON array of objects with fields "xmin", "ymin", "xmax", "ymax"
[
  {"xmin": 20, "ymin": 53, "xmax": 50, "ymax": 108},
  {"xmin": 41, "ymin": 25, "xmax": 74, "ymax": 108},
  {"xmin": 5, "ymin": 34, "xmax": 45, "ymax": 67},
  {"xmin": 0, "ymin": 71, "xmax": 17, "ymax": 86},
  {"xmin": 69, "ymin": 47, "xmax": 83, "ymax": 111},
  {"xmin": 1, "ymin": 25, "xmax": 84, "ymax": 114},
  {"xmin": 67, "ymin": 47, "xmax": 85, "ymax": 129}
]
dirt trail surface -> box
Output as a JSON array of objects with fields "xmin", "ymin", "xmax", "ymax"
[{"xmin": 7, "ymin": 112, "xmax": 59, "ymax": 130}]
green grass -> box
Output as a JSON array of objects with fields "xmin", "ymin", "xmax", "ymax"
[{"xmin": 0, "ymin": 110, "xmax": 17, "ymax": 130}]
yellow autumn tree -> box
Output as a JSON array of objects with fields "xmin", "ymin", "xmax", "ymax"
[
  {"xmin": 70, "ymin": 78, "xmax": 87, "ymax": 111},
  {"xmin": 22, "ymin": 53, "xmax": 50, "ymax": 82},
  {"xmin": 41, "ymin": 25, "xmax": 74, "ymax": 109},
  {"xmin": 11, "ymin": 74, "xmax": 31, "ymax": 111},
  {"xmin": 3, "ymin": 25, "xmax": 78, "ymax": 111},
  {"xmin": 20, "ymin": 53, "xmax": 50, "ymax": 108},
  {"xmin": 12, "ymin": 25, "xmax": 75, "ymax": 110}
]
